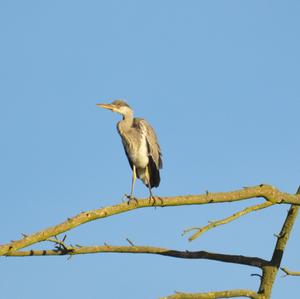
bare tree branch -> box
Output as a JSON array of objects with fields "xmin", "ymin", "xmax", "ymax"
[
  {"xmin": 281, "ymin": 267, "xmax": 300, "ymax": 276},
  {"xmin": 183, "ymin": 201, "xmax": 274, "ymax": 241},
  {"xmin": 160, "ymin": 289, "xmax": 261, "ymax": 299},
  {"xmin": 1, "ymin": 184, "xmax": 300, "ymax": 299},
  {"xmin": 257, "ymin": 187, "xmax": 300, "ymax": 298},
  {"xmin": 0, "ymin": 184, "xmax": 298, "ymax": 256},
  {"xmin": 6, "ymin": 245, "xmax": 268, "ymax": 268}
]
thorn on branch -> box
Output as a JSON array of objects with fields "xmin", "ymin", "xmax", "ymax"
[
  {"xmin": 181, "ymin": 226, "xmax": 200, "ymax": 236},
  {"xmin": 67, "ymin": 254, "xmax": 73, "ymax": 261},
  {"xmin": 274, "ymin": 232, "xmax": 285, "ymax": 239},
  {"xmin": 126, "ymin": 238, "xmax": 135, "ymax": 246},
  {"xmin": 251, "ymin": 273, "xmax": 263, "ymax": 279},
  {"xmin": 47, "ymin": 235, "xmax": 74, "ymax": 254}
]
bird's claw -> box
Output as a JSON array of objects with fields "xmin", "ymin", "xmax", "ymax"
[
  {"xmin": 124, "ymin": 194, "xmax": 138, "ymax": 205},
  {"xmin": 149, "ymin": 196, "xmax": 163, "ymax": 206}
]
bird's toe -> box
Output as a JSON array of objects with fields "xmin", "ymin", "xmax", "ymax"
[
  {"xmin": 124, "ymin": 194, "xmax": 138, "ymax": 205},
  {"xmin": 149, "ymin": 195, "xmax": 164, "ymax": 206}
]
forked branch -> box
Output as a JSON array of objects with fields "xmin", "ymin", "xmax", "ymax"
[
  {"xmin": 0, "ymin": 184, "xmax": 299, "ymax": 256},
  {"xmin": 183, "ymin": 201, "xmax": 274, "ymax": 241},
  {"xmin": 257, "ymin": 188, "xmax": 300, "ymax": 298},
  {"xmin": 281, "ymin": 267, "xmax": 300, "ymax": 276},
  {"xmin": 1, "ymin": 184, "xmax": 300, "ymax": 299}
]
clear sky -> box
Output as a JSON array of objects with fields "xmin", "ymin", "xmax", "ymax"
[{"xmin": 1, "ymin": 1, "xmax": 300, "ymax": 298}]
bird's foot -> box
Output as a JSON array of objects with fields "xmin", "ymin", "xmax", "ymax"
[
  {"xmin": 149, "ymin": 196, "xmax": 164, "ymax": 206},
  {"xmin": 124, "ymin": 194, "xmax": 138, "ymax": 205}
]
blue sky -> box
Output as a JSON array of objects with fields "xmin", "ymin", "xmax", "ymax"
[{"xmin": 1, "ymin": 1, "xmax": 300, "ymax": 298}]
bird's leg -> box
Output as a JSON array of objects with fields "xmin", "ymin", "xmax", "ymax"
[
  {"xmin": 146, "ymin": 166, "xmax": 163, "ymax": 206},
  {"xmin": 130, "ymin": 165, "xmax": 137, "ymax": 198},
  {"xmin": 125, "ymin": 165, "xmax": 138, "ymax": 204},
  {"xmin": 148, "ymin": 187, "xmax": 163, "ymax": 206},
  {"xmin": 148, "ymin": 186, "xmax": 156, "ymax": 206}
]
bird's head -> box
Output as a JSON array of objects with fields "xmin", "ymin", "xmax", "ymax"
[{"xmin": 96, "ymin": 100, "xmax": 132, "ymax": 116}]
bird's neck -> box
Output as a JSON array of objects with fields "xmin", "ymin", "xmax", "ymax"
[{"xmin": 121, "ymin": 111, "xmax": 134, "ymax": 127}]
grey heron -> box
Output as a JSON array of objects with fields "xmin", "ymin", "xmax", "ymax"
[{"xmin": 97, "ymin": 100, "xmax": 162, "ymax": 201}]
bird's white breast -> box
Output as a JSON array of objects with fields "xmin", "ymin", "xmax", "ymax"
[{"xmin": 130, "ymin": 134, "xmax": 149, "ymax": 169}]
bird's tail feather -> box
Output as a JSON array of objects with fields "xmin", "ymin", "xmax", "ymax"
[
  {"xmin": 136, "ymin": 157, "xmax": 160, "ymax": 188},
  {"xmin": 148, "ymin": 156, "xmax": 160, "ymax": 188}
]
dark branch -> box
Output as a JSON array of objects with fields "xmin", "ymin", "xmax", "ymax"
[
  {"xmin": 257, "ymin": 187, "xmax": 300, "ymax": 298},
  {"xmin": 6, "ymin": 245, "xmax": 268, "ymax": 268}
]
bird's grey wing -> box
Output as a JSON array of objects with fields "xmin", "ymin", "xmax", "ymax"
[
  {"xmin": 117, "ymin": 122, "xmax": 134, "ymax": 170},
  {"xmin": 134, "ymin": 118, "xmax": 163, "ymax": 169},
  {"xmin": 121, "ymin": 140, "xmax": 134, "ymax": 170}
]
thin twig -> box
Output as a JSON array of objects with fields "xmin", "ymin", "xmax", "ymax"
[
  {"xmin": 126, "ymin": 238, "xmax": 135, "ymax": 246},
  {"xmin": 47, "ymin": 236, "xmax": 68, "ymax": 248},
  {"xmin": 46, "ymin": 235, "xmax": 73, "ymax": 253},
  {"xmin": 184, "ymin": 201, "xmax": 273, "ymax": 241},
  {"xmin": 281, "ymin": 267, "xmax": 300, "ymax": 276},
  {"xmin": 160, "ymin": 289, "xmax": 260, "ymax": 299}
]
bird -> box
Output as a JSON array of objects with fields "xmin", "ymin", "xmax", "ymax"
[{"xmin": 96, "ymin": 100, "xmax": 162, "ymax": 201}]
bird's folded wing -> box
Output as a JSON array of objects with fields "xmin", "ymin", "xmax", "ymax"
[{"xmin": 134, "ymin": 118, "xmax": 163, "ymax": 169}]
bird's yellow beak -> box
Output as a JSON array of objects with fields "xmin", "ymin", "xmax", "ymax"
[{"xmin": 96, "ymin": 103, "xmax": 115, "ymax": 111}]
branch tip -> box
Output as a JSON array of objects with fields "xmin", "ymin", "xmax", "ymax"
[
  {"xmin": 186, "ymin": 201, "xmax": 273, "ymax": 242},
  {"xmin": 280, "ymin": 267, "xmax": 300, "ymax": 276}
]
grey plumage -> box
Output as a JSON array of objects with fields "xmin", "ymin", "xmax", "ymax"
[{"xmin": 97, "ymin": 100, "xmax": 162, "ymax": 198}]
